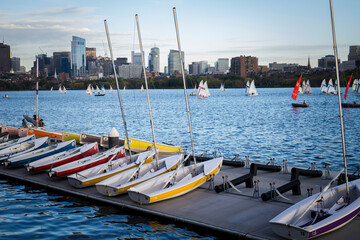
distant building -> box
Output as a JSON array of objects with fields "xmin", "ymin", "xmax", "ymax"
[
  {"xmin": 168, "ymin": 49, "xmax": 184, "ymax": 75},
  {"xmin": 206, "ymin": 66, "xmax": 215, "ymax": 74},
  {"xmin": 118, "ymin": 64, "xmax": 142, "ymax": 79},
  {"xmin": 348, "ymin": 46, "xmax": 360, "ymax": 61},
  {"xmin": 11, "ymin": 57, "xmax": 20, "ymax": 72},
  {"xmin": 269, "ymin": 62, "xmax": 300, "ymax": 72},
  {"xmin": 189, "ymin": 62, "xmax": 199, "ymax": 75},
  {"xmin": 86, "ymin": 47, "xmax": 96, "ymax": 71},
  {"xmin": 34, "ymin": 54, "xmax": 52, "ymax": 77},
  {"xmin": 60, "ymin": 57, "xmax": 71, "ymax": 75},
  {"xmin": 215, "ymin": 58, "xmax": 229, "ymax": 74},
  {"xmin": 0, "ymin": 43, "xmax": 11, "ymax": 72},
  {"xmin": 53, "ymin": 51, "xmax": 70, "ymax": 74},
  {"xmin": 198, "ymin": 61, "xmax": 208, "ymax": 75},
  {"xmin": 318, "ymin": 55, "xmax": 340, "ymax": 69},
  {"xmin": 148, "ymin": 47, "xmax": 160, "ymax": 72},
  {"xmin": 230, "ymin": 55, "xmax": 258, "ymax": 78},
  {"xmin": 340, "ymin": 60, "xmax": 357, "ymax": 71},
  {"xmin": 258, "ymin": 65, "xmax": 269, "ymax": 73},
  {"xmin": 164, "ymin": 66, "xmax": 168, "ymax": 75},
  {"xmin": 131, "ymin": 51, "xmax": 143, "ymax": 65},
  {"xmin": 115, "ymin": 57, "xmax": 128, "ymax": 67},
  {"xmin": 71, "ymin": 36, "xmax": 86, "ymax": 77}
]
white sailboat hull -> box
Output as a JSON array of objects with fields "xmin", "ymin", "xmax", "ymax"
[{"xmin": 270, "ymin": 179, "xmax": 360, "ymax": 239}]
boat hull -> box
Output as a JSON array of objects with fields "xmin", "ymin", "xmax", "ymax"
[
  {"xmin": 292, "ymin": 103, "xmax": 310, "ymax": 108},
  {"xmin": 270, "ymin": 179, "xmax": 360, "ymax": 239},
  {"xmin": 27, "ymin": 128, "xmax": 63, "ymax": 141},
  {"xmin": 26, "ymin": 142, "xmax": 99, "ymax": 173},
  {"xmin": 62, "ymin": 132, "xmax": 81, "ymax": 143},
  {"xmin": 126, "ymin": 138, "xmax": 182, "ymax": 153},
  {"xmin": 341, "ymin": 103, "xmax": 360, "ymax": 108}
]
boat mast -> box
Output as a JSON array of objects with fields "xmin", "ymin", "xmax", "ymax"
[
  {"xmin": 329, "ymin": 0, "xmax": 349, "ymax": 195},
  {"xmin": 135, "ymin": 14, "xmax": 159, "ymax": 166},
  {"xmin": 173, "ymin": 7, "xmax": 196, "ymax": 167},
  {"xmin": 36, "ymin": 57, "xmax": 39, "ymax": 128},
  {"xmin": 104, "ymin": 20, "xmax": 132, "ymax": 156}
]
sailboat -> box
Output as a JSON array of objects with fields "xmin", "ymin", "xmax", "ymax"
[
  {"xmin": 127, "ymin": 8, "xmax": 223, "ymax": 204},
  {"xmin": 304, "ymin": 80, "xmax": 313, "ymax": 94},
  {"xmin": 95, "ymin": 16, "xmax": 182, "ymax": 196},
  {"xmin": 327, "ymin": 79, "xmax": 336, "ymax": 95},
  {"xmin": 101, "ymin": 85, "xmax": 106, "ymax": 94},
  {"xmin": 86, "ymin": 84, "xmax": 92, "ymax": 95},
  {"xmin": 189, "ymin": 84, "xmax": 197, "ymax": 96},
  {"xmin": 50, "ymin": 87, "xmax": 53, "ymax": 91},
  {"xmin": 220, "ymin": 83, "xmax": 225, "ymax": 92},
  {"xmin": 197, "ymin": 80, "xmax": 210, "ymax": 99},
  {"xmin": 246, "ymin": 80, "xmax": 258, "ymax": 96},
  {"xmin": 140, "ymin": 85, "xmax": 144, "ymax": 92},
  {"xmin": 342, "ymin": 74, "xmax": 360, "ymax": 108},
  {"xmin": 123, "ymin": 86, "xmax": 125, "ymax": 91},
  {"xmin": 245, "ymin": 81, "xmax": 250, "ymax": 95},
  {"xmin": 291, "ymin": 75, "xmax": 309, "ymax": 108},
  {"xmin": 270, "ymin": 2, "xmax": 360, "ymax": 238},
  {"xmin": 352, "ymin": 79, "xmax": 358, "ymax": 92},
  {"xmin": 58, "ymin": 85, "xmax": 63, "ymax": 93},
  {"xmin": 91, "ymin": 85, "xmax": 95, "ymax": 93},
  {"xmin": 298, "ymin": 81, "xmax": 304, "ymax": 94},
  {"xmin": 95, "ymin": 85, "xmax": 104, "ymax": 96},
  {"xmin": 320, "ymin": 79, "xmax": 327, "ymax": 94},
  {"xmin": 63, "ymin": 86, "xmax": 67, "ymax": 94},
  {"xmin": 110, "ymin": 85, "xmax": 113, "ymax": 93}
]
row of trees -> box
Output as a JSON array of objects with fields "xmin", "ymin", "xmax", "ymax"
[{"xmin": 0, "ymin": 69, "xmax": 358, "ymax": 91}]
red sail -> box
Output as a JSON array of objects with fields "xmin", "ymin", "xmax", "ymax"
[
  {"xmin": 344, "ymin": 74, "xmax": 353, "ymax": 100},
  {"xmin": 291, "ymin": 75, "xmax": 302, "ymax": 100}
]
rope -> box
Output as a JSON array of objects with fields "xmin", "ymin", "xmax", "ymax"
[
  {"xmin": 274, "ymin": 188, "xmax": 292, "ymax": 202},
  {"xmin": 227, "ymin": 180, "xmax": 242, "ymax": 193}
]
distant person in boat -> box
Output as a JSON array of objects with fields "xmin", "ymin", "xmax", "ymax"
[
  {"xmin": 22, "ymin": 119, "xmax": 27, "ymax": 128},
  {"xmin": 39, "ymin": 119, "xmax": 44, "ymax": 127},
  {"xmin": 354, "ymin": 101, "xmax": 357, "ymax": 104},
  {"xmin": 303, "ymin": 100, "xmax": 306, "ymax": 105}
]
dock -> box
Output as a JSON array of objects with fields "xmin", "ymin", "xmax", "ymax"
[{"xmin": 1, "ymin": 162, "xmax": 360, "ymax": 239}]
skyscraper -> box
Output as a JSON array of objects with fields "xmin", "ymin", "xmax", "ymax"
[
  {"xmin": 168, "ymin": 49, "xmax": 184, "ymax": 75},
  {"xmin": 131, "ymin": 51, "xmax": 143, "ymax": 65},
  {"xmin": 53, "ymin": 51, "xmax": 70, "ymax": 74},
  {"xmin": 71, "ymin": 36, "xmax": 86, "ymax": 77},
  {"xmin": 0, "ymin": 43, "xmax": 11, "ymax": 72},
  {"xmin": 148, "ymin": 47, "xmax": 160, "ymax": 72},
  {"xmin": 11, "ymin": 57, "xmax": 20, "ymax": 72},
  {"xmin": 215, "ymin": 58, "xmax": 229, "ymax": 74}
]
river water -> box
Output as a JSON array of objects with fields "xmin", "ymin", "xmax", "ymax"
[{"xmin": 0, "ymin": 87, "xmax": 359, "ymax": 238}]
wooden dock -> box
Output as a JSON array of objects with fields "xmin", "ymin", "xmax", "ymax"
[{"xmin": 1, "ymin": 163, "xmax": 359, "ymax": 239}]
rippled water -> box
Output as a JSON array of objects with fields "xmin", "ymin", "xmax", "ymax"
[
  {"xmin": 0, "ymin": 87, "xmax": 359, "ymax": 238},
  {"xmin": 1, "ymin": 87, "xmax": 359, "ymax": 170},
  {"xmin": 0, "ymin": 179, "xmax": 216, "ymax": 239}
]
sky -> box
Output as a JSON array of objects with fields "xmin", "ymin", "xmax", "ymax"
[{"xmin": 1, "ymin": 0, "xmax": 359, "ymax": 72}]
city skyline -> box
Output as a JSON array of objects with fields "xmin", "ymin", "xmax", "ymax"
[{"xmin": 1, "ymin": 0, "xmax": 360, "ymax": 72}]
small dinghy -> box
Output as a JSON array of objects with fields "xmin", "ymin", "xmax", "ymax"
[
  {"xmin": 26, "ymin": 142, "xmax": 98, "ymax": 173},
  {"xmin": 291, "ymin": 75, "xmax": 310, "ymax": 108},
  {"xmin": 4, "ymin": 140, "xmax": 76, "ymax": 168},
  {"xmin": 0, "ymin": 137, "xmax": 48, "ymax": 162},
  {"xmin": 96, "ymin": 154, "xmax": 182, "ymax": 196},
  {"xmin": 292, "ymin": 102, "xmax": 310, "ymax": 108},
  {"xmin": 47, "ymin": 146, "xmax": 125, "ymax": 178},
  {"xmin": 341, "ymin": 102, "xmax": 360, "ymax": 108},
  {"xmin": 27, "ymin": 128, "xmax": 63, "ymax": 141},
  {"xmin": 68, "ymin": 148, "xmax": 156, "ymax": 188},
  {"xmin": 0, "ymin": 135, "xmax": 35, "ymax": 150},
  {"xmin": 128, "ymin": 157, "xmax": 223, "ymax": 204}
]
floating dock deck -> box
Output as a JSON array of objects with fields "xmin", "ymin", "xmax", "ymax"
[{"xmin": 1, "ymin": 163, "xmax": 359, "ymax": 239}]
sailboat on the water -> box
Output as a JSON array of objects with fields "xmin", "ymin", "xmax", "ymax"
[
  {"xmin": 320, "ymin": 79, "xmax": 327, "ymax": 94},
  {"xmin": 291, "ymin": 75, "xmax": 309, "ymax": 108},
  {"xmin": 140, "ymin": 85, "xmax": 144, "ymax": 92},
  {"xmin": 127, "ymin": 8, "xmax": 223, "ymax": 204},
  {"xmin": 220, "ymin": 83, "xmax": 225, "ymax": 92},
  {"xmin": 327, "ymin": 79, "xmax": 336, "ymax": 95},
  {"xmin": 189, "ymin": 84, "xmax": 197, "ymax": 96},
  {"xmin": 95, "ymin": 85, "xmax": 104, "ymax": 96},
  {"xmin": 197, "ymin": 80, "xmax": 210, "ymax": 99},
  {"xmin": 304, "ymin": 80, "xmax": 313, "ymax": 94},
  {"xmin": 270, "ymin": 2, "xmax": 360, "ymax": 239},
  {"xmin": 86, "ymin": 84, "xmax": 92, "ymax": 95},
  {"xmin": 246, "ymin": 80, "xmax": 258, "ymax": 96}
]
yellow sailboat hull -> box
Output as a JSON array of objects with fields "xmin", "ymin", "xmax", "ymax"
[
  {"xmin": 126, "ymin": 138, "xmax": 182, "ymax": 153},
  {"xmin": 62, "ymin": 132, "xmax": 81, "ymax": 143}
]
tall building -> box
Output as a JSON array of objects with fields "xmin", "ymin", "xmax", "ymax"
[
  {"xmin": 198, "ymin": 61, "xmax": 208, "ymax": 75},
  {"xmin": 230, "ymin": 55, "xmax": 258, "ymax": 78},
  {"xmin": 86, "ymin": 47, "xmax": 96, "ymax": 59},
  {"xmin": 189, "ymin": 62, "xmax": 199, "ymax": 75},
  {"xmin": 0, "ymin": 43, "xmax": 11, "ymax": 72},
  {"xmin": 215, "ymin": 58, "xmax": 229, "ymax": 74},
  {"xmin": 34, "ymin": 54, "xmax": 52, "ymax": 77},
  {"xmin": 318, "ymin": 55, "xmax": 340, "ymax": 69},
  {"xmin": 53, "ymin": 52, "xmax": 70, "ymax": 74},
  {"xmin": 131, "ymin": 51, "xmax": 143, "ymax": 65},
  {"xmin": 11, "ymin": 57, "xmax": 20, "ymax": 72},
  {"xmin": 71, "ymin": 36, "xmax": 86, "ymax": 77},
  {"xmin": 60, "ymin": 57, "xmax": 71, "ymax": 75},
  {"xmin": 148, "ymin": 47, "xmax": 160, "ymax": 72},
  {"xmin": 348, "ymin": 46, "xmax": 360, "ymax": 61},
  {"xmin": 168, "ymin": 49, "xmax": 184, "ymax": 75}
]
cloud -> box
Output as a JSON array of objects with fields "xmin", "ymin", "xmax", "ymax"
[{"xmin": 22, "ymin": 7, "xmax": 96, "ymax": 17}]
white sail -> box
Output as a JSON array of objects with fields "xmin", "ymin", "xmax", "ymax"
[
  {"xmin": 58, "ymin": 85, "xmax": 63, "ymax": 93},
  {"xmin": 63, "ymin": 86, "xmax": 67, "ymax": 94},
  {"xmin": 101, "ymin": 85, "xmax": 106, "ymax": 94},
  {"xmin": 96, "ymin": 85, "xmax": 100, "ymax": 94},
  {"xmin": 305, "ymin": 80, "xmax": 312, "ymax": 94},
  {"xmin": 302, "ymin": 80, "xmax": 306, "ymax": 92},
  {"xmin": 327, "ymin": 79, "xmax": 336, "ymax": 95},
  {"xmin": 245, "ymin": 81, "xmax": 250, "ymax": 95},
  {"xmin": 204, "ymin": 81, "xmax": 210, "ymax": 97},
  {"xmin": 86, "ymin": 84, "xmax": 92, "ymax": 95},
  {"xmin": 247, "ymin": 80, "xmax": 258, "ymax": 96},
  {"xmin": 320, "ymin": 79, "xmax": 327, "ymax": 93},
  {"xmin": 91, "ymin": 85, "xmax": 95, "ymax": 93},
  {"xmin": 194, "ymin": 84, "xmax": 196, "ymax": 92},
  {"xmin": 140, "ymin": 85, "xmax": 144, "ymax": 92},
  {"xmin": 110, "ymin": 85, "xmax": 113, "ymax": 93},
  {"xmin": 352, "ymin": 79, "xmax": 358, "ymax": 92},
  {"xmin": 50, "ymin": 87, "xmax": 53, "ymax": 91},
  {"xmin": 197, "ymin": 80, "xmax": 208, "ymax": 98},
  {"xmin": 220, "ymin": 83, "xmax": 225, "ymax": 92}
]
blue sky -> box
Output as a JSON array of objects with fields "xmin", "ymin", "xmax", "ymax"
[{"xmin": 1, "ymin": 0, "xmax": 359, "ymax": 71}]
